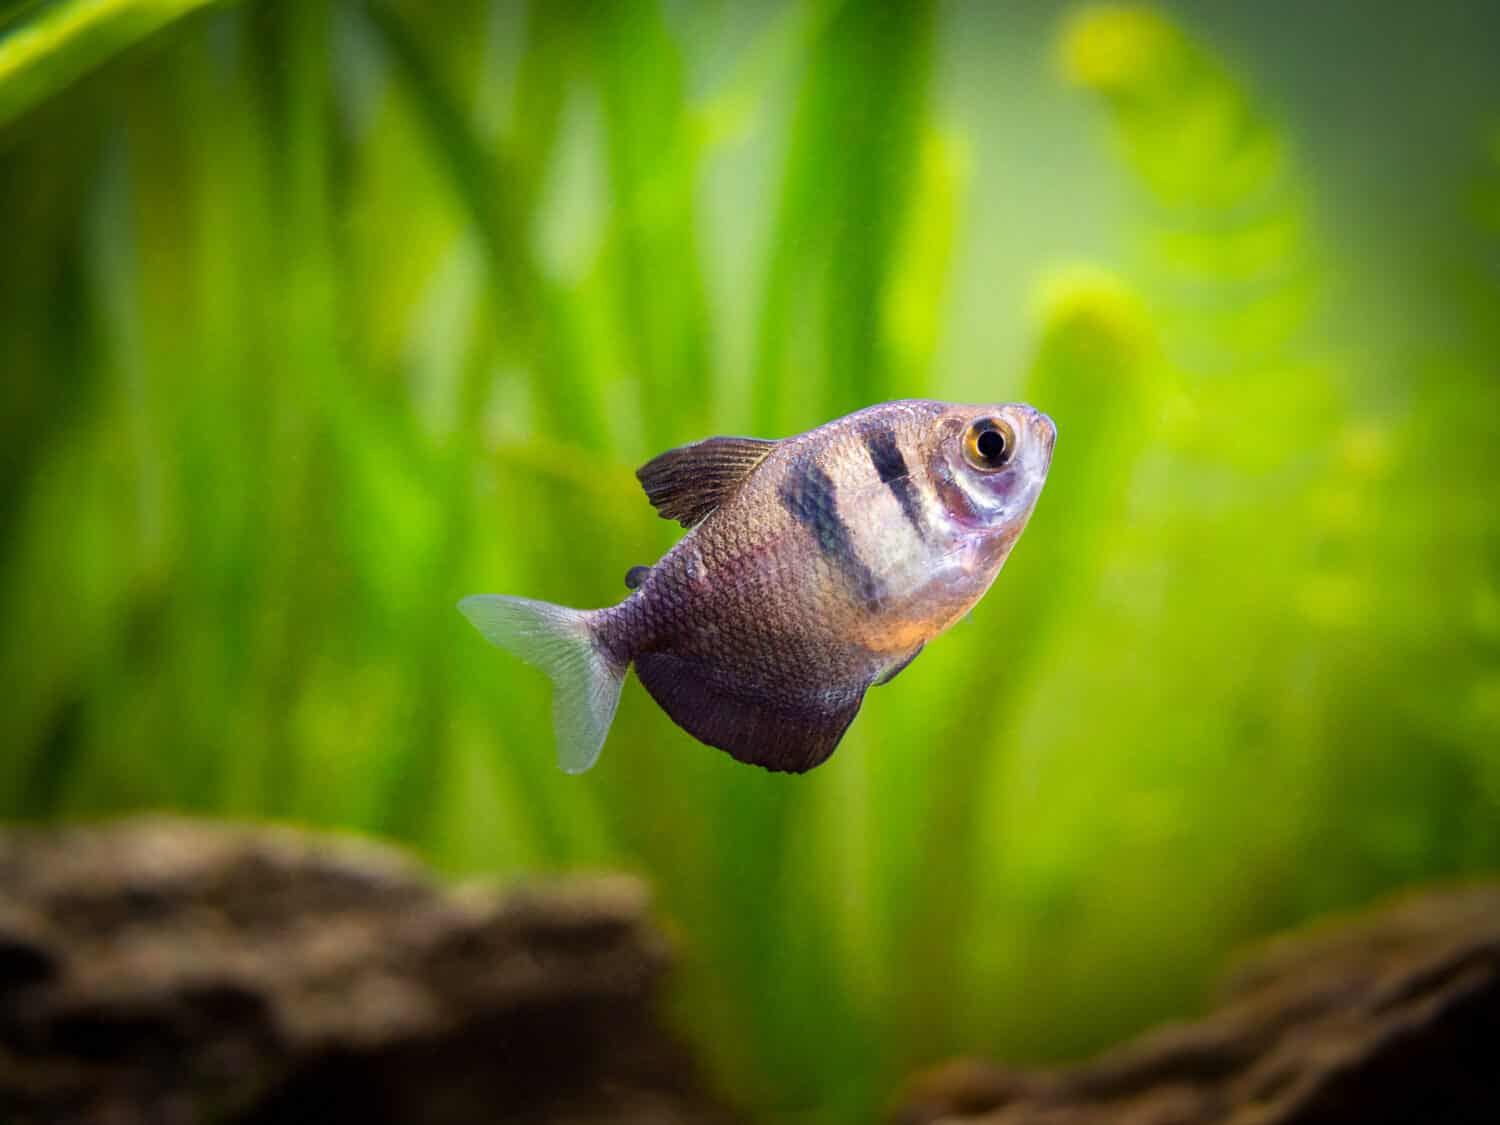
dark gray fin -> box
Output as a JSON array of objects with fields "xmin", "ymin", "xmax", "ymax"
[
  {"xmin": 636, "ymin": 435, "xmax": 778, "ymax": 527},
  {"xmin": 623, "ymin": 565, "xmax": 651, "ymax": 590},
  {"xmin": 875, "ymin": 644, "xmax": 923, "ymax": 685},
  {"xmin": 633, "ymin": 650, "xmax": 866, "ymax": 773}
]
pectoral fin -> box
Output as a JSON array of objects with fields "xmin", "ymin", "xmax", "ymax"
[
  {"xmin": 636, "ymin": 435, "xmax": 778, "ymax": 527},
  {"xmin": 875, "ymin": 644, "xmax": 923, "ymax": 685},
  {"xmin": 633, "ymin": 650, "xmax": 866, "ymax": 773}
]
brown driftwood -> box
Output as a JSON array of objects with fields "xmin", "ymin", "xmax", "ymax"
[
  {"xmin": 893, "ymin": 883, "xmax": 1500, "ymax": 1125},
  {"xmin": 0, "ymin": 817, "xmax": 738, "ymax": 1125}
]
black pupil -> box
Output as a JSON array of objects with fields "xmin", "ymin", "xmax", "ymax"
[{"xmin": 976, "ymin": 427, "xmax": 1007, "ymax": 461}]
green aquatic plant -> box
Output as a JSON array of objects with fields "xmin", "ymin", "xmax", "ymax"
[
  {"xmin": 1, "ymin": 2, "xmax": 1498, "ymax": 1122},
  {"xmin": 0, "ymin": 0, "xmax": 219, "ymax": 126},
  {"xmin": 1060, "ymin": 2, "xmax": 1329, "ymax": 454},
  {"xmin": 891, "ymin": 267, "xmax": 1158, "ymax": 1066},
  {"xmin": 1017, "ymin": 1, "xmax": 1500, "ymax": 1056}
]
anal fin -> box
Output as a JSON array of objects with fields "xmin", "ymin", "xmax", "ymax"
[{"xmin": 634, "ymin": 650, "xmax": 865, "ymax": 773}]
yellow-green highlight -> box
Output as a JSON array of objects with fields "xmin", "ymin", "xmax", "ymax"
[{"xmin": 1, "ymin": 1, "xmax": 1497, "ymax": 1121}]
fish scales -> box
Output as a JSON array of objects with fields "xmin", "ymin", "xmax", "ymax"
[
  {"xmin": 614, "ymin": 404, "xmax": 937, "ymax": 664},
  {"xmin": 460, "ymin": 399, "xmax": 1055, "ymax": 773}
]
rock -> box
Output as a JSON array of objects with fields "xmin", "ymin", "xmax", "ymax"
[
  {"xmin": 893, "ymin": 883, "xmax": 1500, "ymax": 1125},
  {"xmin": 0, "ymin": 817, "xmax": 739, "ymax": 1125}
]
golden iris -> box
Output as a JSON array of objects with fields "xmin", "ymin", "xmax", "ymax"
[{"xmin": 962, "ymin": 418, "xmax": 1016, "ymax": 471}]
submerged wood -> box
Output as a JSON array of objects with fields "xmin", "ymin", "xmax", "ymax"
[
  {"xmin": 0, "ymin": 817, "xmax": 738, "ymax": 1125},
  {"xmin": 893, "ymin": 882, "xmax": 1500, "ymax": 1125}
]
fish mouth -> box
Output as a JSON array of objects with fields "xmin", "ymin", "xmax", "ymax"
[
  {"xmin": 1039, "ymin": 411, "xmax": 1057, "ymax": 456},
  {"xmin": 1024, "ymin": 407, "xmax": 1057, "ymax": 465}
]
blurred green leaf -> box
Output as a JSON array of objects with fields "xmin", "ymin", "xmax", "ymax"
[
  {"xmin": 0, "ymin": 0, "xmax": 223, "ymax": 127},
  {"xmin": 752, "ymin": 0, "xmax": 937, "ymax": 435},
  {"xmin": 2, "ymin": 3, "xmax": 1498, "ymax": 1121}
]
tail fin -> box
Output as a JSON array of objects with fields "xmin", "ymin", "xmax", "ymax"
[{"xmin": 457, "ymin": 595, "xmax": 626, "ymax": 774}]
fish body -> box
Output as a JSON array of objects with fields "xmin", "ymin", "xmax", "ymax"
[{"xmin": 461, "ymin": 399, "xmax": 1055, "ymax": 774}]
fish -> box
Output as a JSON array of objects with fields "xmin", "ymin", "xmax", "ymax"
[{"xmin": 459, "ymin": 399, "xmax": 1056, "ymax": 774}]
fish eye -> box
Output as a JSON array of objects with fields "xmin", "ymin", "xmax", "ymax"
[{"xmin": 962, "ymin": 418, "xmax": 1016, "ymax": 471}]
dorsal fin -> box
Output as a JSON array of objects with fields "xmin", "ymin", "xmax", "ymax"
[{"xmin": 635, "ymin": 435, "xmax": 777, "ymax": 527}]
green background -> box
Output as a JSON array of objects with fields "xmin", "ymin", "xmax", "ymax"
[{"xmin": 3, "ymin": 1, "xmax": 1498, "ymax": 1119}]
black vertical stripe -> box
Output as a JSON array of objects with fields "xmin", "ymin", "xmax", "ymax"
[
  {"xmin": 864, "ymin": 426, "xmax": 925, "ymax": 538},
  {"xmin": 780, "ymin": 462, "xmax": 881, "ymax": 604}
]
